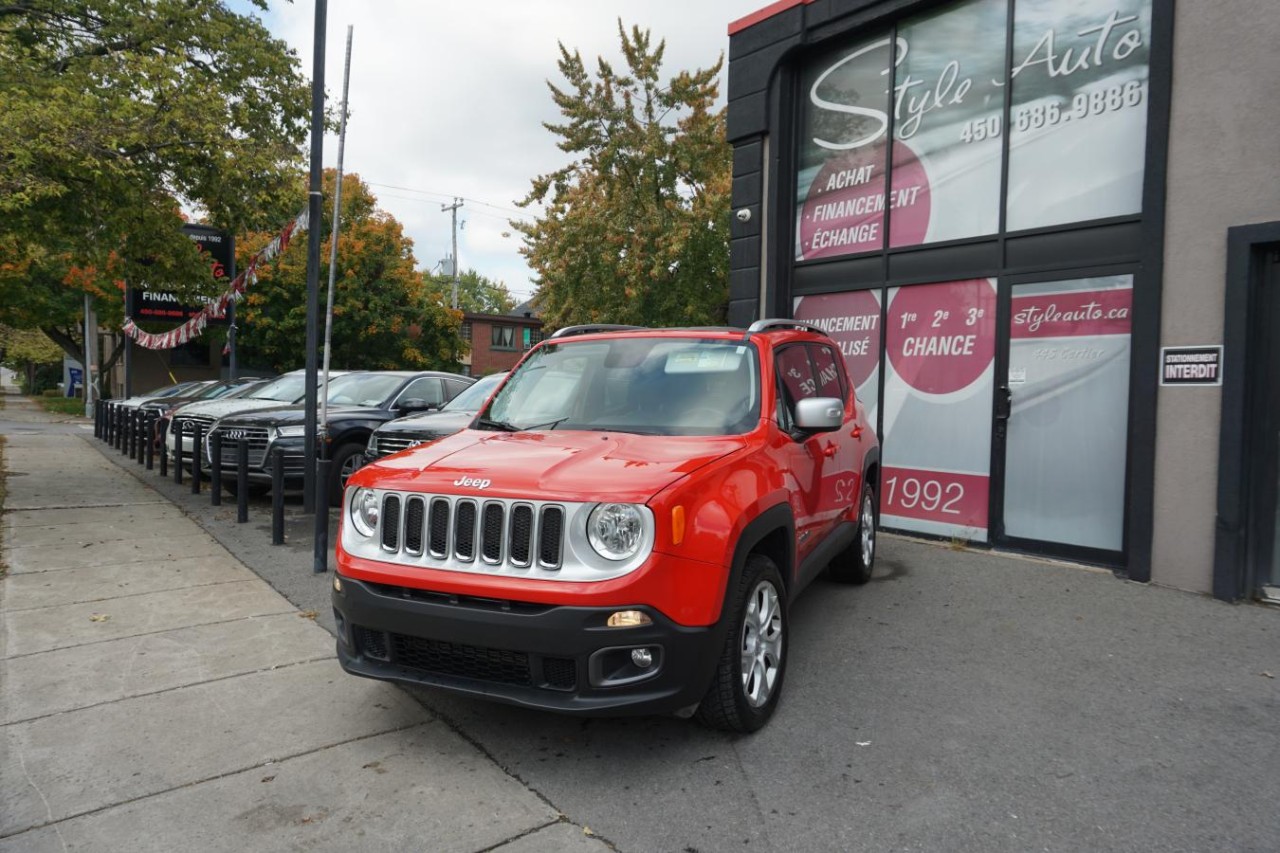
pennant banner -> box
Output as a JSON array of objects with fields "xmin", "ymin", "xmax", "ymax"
[{"xmin": 121, "ymin": 208, "xmax": 309, "ymax": 350}]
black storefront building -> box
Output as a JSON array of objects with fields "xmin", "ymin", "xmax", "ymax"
[{"xmin": 725, "ymin": 0, "xmax": 1280, "ymax": 600}]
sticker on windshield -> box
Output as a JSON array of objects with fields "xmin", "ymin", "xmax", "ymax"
[{"xmin": 665, "ymin": 346, "xmax": 745, "ymax": 374}]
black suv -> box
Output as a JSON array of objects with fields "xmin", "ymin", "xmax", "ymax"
[
  {"xmin": 365, "ymin": 371, "xmax": 507, "ymax": 462},
  {"xmin": 205, "ymin": 371, "xmax": 474, "ymax": 504}
]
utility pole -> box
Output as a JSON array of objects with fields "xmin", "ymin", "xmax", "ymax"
[{"xmin": 441, "ymin": 198, "xmax": 463, "ymax": 309}]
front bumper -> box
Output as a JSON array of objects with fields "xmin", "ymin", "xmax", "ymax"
[{"xmin": 332, "ymin": 575, "xmax": 723, "ymax": 717}]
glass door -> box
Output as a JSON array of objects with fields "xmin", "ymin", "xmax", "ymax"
[{"xmin": 994, "ymin": 275, "xmax": 1134, "ymax": 557}]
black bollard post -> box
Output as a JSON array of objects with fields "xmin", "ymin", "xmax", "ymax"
[
  {"xmin": 174, "ymin": 425, "xmax": 184, "ymax": 485},
  {"xmin": 101, "ymin": 402, "xmax": 109, "ymax": 443},
  {"xmin": 123, "ymin": 408, "xmax": 134, "ymax": 457},
  {"xmin": 159, "ymin": 432, "xmax": 169, "ymax": 477},
  {"xmin": 136, "ymin": 410, "xmax": 146, "ymax": 464},
  {"xmin": 210, "ymin": 431, "xmax": 222, "ymax": 506},
  {"xmin": 190, "ymin": 423, "xmax": 203, "ymax": 494},
  {"xmin": 314, "ymin": 458, "xmax": 330, "ymax": 573},
  {"xmin": 114, "ymin": 405, "xmax": 123, "ymax": 451},
  {"xmin": 236, "ymin": 440, "xmax": 249, "ymax": 523},
  {"xmin": 107, "ymin": 403, "xmax": 115, "ymax": 445},
  {"xmin": 93, "ymin": 400, "xmax": 101, "ymax": 439},
  {"xmin": 145, "ymin": 413, "xmax": 156, "ymax": 470},
  {"xmin": 271, "ymin": 449, "xmax": 285, "ymax": 545}
]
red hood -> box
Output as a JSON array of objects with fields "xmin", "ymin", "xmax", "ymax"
[{"xmin": 350, "ymin": 429, "xmax": 749, "ymax": 503}]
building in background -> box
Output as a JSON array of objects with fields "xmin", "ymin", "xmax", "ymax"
[
  {"xmin": 725, "ymin": 0, "xmax": 1280, "ymax": 601},
  {"xmin": 459, "ymin": 300, "xmax": 544, "ymax": 376}
]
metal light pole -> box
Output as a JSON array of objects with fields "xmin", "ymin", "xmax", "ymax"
[
  {"xmin": 302, "ymin": 0, "xmax": 328, "ymax": 514},
  {"xmin": 316, "ymin": 24, "xmax": 353, "ymax": 574},
  {"xmin": 83, "ymin": 294, "xmax": 95, "ymax": 417}
]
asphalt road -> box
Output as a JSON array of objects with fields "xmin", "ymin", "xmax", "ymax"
[{"xmin": 74, "ymin": 418, "xmax": 1280, "ymax": 853}]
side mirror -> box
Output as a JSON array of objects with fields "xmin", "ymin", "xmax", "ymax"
[
  {"xmin": 397, "ymin": 398, "xmax": 439, "ymax": 414},
  {"xmin": 794, "ymin": 397, "xmax": 843, "ymax": 432}
]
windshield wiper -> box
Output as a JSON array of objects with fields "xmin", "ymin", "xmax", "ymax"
[
  {"xmin": 518, "ymin": 417, "xmax": 571, "ymax": 432},
  {"xmin": 475, "ymin": 416, "xmax": 520, "ymax": 432}
]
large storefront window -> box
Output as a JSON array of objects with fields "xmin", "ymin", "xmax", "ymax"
[
  {"xmin": 881, "ymin": 279, "xmax": 996, "ymax": 541},
  {"xmin": 795, "ymin": 31, "xmax": 892, "ymax": 260},
  {"xmin": 794, "ymin": 0, "xmax": 1153, "ymax": 261},
  {"xmin": 890, "ymin": 0, "xmax": 1007, "ymax": 247},
  {"xmin": 1006, "ymin": 0, "xmax": 1152, "ymax": 231}
]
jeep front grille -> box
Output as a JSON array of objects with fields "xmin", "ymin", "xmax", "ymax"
[
  {"xmin": 344, "ymin": 489, "xmax": 654, "ymax": 583},
  {"xmin": 378, "ymin": 493, "xmax": 563, "ymax": 572}
]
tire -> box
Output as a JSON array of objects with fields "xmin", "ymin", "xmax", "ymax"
[
  {"xmin": 696, "ymin": 553, "xmax": 788, "ymax": 733},
  {"xmin": 327, "ymin": 442, "xmax": 365, "ymax": 507},
  {"xmin": 828, "ymin": 481, "xmax": 876, "ymax": 585}
]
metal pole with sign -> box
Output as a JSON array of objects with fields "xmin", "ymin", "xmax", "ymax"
[{"xmin": 302, "ymin": 0, "xmax": 328, "ymax": 515}]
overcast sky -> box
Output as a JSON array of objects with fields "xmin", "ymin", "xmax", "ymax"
[{"xmin": 249, "ymin": 0, "xmax": 769, "ymax": 304}]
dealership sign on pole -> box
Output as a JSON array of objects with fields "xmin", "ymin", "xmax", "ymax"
[{"xmin": 125, "ymin": 225, "xmax": 234, "ymax": 324}]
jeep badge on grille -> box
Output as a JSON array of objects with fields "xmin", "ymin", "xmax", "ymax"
[{"xmin": 453, "ymin": 476, "xmax": 491, "ymax": 490}]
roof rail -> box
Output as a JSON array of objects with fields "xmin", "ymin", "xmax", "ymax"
[
  {"xmin": 745, "ymin": 318, "xmax": 828, "ymax": 337},
  {"xmin": 549, "ymin": 324, "xmax": 648, "ymax": 339}
]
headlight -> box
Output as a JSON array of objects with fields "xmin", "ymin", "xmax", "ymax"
[
  {"xmin": 350, "ymin": 488, "xmax": 380, "ymax": 537},
  {"xmin": 275, "ymin": 425, "xmax": 306, "ymax": 438},
  {"xmin": 587, "ymin": 503, "xmax": 645, "ymax": 561}
]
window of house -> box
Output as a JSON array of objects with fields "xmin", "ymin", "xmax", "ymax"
[{"xmin": 491, "ymin": 325, "xmax": 516, "ymax": 350}]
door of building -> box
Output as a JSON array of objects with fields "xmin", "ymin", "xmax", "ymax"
[
  {"xmin": 991, "ymin": 274, "xmax": 1135, "ymax": 562},
  {"xmin": 1254, "ymin": 251, "xmax": 1280, "ymax": 595}
]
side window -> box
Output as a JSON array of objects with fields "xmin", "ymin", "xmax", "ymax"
[
  {"xmin": 775, "ymin": 345, "xmax": 817, "ymax": 430},
  {"xmin": 397, "ymin": 377, "xmax": 444, "ymax": 406},
  {"xmin": 777, "ymin": 345, "xmax": 818, "ymax": 403},
  {"xmin": 809, "ymin": 344, "xmax": 847, "ymax": 402},
  {"xmin": 444, "ymin": 378, "xmax": 472, "ymax": 400}
]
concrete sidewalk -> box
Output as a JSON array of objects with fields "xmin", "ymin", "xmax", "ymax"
[{"xmin": 0, "ymin": 395, "xmax": 608, "ymax": 852}]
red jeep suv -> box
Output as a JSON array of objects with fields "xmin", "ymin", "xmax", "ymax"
[{"xmin": 333, "ymin": 320, "xmax": 880, "ymax": 731}]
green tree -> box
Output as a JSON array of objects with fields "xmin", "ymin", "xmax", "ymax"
[
  {"xmin": 234, "ymin": 171, "xmax": 465, "ymax": 373},
  {"xmin": 424, "ymin": 268, "xmax": 516, "ymax": 315},
  {"xmin": 515, "ymin": 23, "xmax": 732, "ymax": 329},
  {"xmin": 0, "ymin": 0, "xmax": 312, "ymax": 368}
]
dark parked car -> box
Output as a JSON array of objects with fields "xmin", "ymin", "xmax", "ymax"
[
  {"xmin": 204, "ymin": 370, "xmax": 474, "ymax": 504},
  {"xmin": 114, "ymin": 380, "xmax": 211, "ymax": 411},
  {"xmin": 365, "ymin": 371, "xmax": 507, "ymax": 462}
]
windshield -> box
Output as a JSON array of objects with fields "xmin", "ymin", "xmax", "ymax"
[
  {"xmin": 323, "ymin": 373, "xmax": 406, "ymax": 407},
  {"xmin": 482, "ymin": 338, "xmax": 760, "ymax": 436},
  {"xmin": 191, "ymin": 382, "xmax": 235, "ymax": 401},
  {"xmin": 443, "ymin": 373, "xmax": 506, "ymax": 412},
  {"xmin": 142, "ymin": 382, "xmax": 195, "ymax": 398},
  {"xmin": 247, "ymin": 373, "xmax": 306, "ymax": 402}
]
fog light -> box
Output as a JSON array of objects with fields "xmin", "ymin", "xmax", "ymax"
[
  {"xmin": 607, "ymin": 610, "xmax": 652, "ymax": 628},
  {"xmin": 631, "ymin": 648, "xmax": 654, "ymax": 668},
  {"xmin": 333, "ymin": 575, "xmax": 343, "ymax": 592}
]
